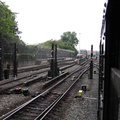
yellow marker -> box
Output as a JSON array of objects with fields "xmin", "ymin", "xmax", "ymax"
[
  {"xmin": 77, "ymin": 90, "xmax": 83, "ymax": 97},
  {"xmin": 66, "ymin": 69, "xmax": 69, "ymax": 72}
]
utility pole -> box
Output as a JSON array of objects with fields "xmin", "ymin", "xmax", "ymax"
[
  {"xmin": 48, "ymin": 43, "xmax": 59, "ymax": 78},
  {"xmin": 0, "ymin": 42, "xmax": 3, "ymax": 80},
  {"xmin": 90, "ymin": 45, "xmax": 93, "ymax": 79},
  {"xmin": 50, "ymin": 43, "xmax": 55, "ymax": 78},
  {"xmin": 54, "ymin": 44, "xmax": 58, "ymax": 77},
  {"xmin": 13, "ymin": 43, "xmax": 18, "ymax": 77},
  {"xmin": 79, "ymin": 33, "xmax": 81, "ymax": 54}
]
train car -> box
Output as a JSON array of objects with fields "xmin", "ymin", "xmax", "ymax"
[
  {"xmin": 77, "ymin": 49, "xmax": 87, "ymax": 59},
  {"xmin": 76, "ymin": 50, "xmax": 88, "ymax": 64},
  {"xmin": 98, "ymin": 1, "xmax": 120, "ymax": 120},
  {"xmin": 76, "ymin": 53, "xmax": 85, "ymax": 59}
]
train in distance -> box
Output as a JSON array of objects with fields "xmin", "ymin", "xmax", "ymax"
[
  {"xmin": 76, "ymin": 49, "xmax": 87, "ymax": 59},
  {"xmin": 76, "ymin": 49, "xmax": 99, "ymax": 60}
]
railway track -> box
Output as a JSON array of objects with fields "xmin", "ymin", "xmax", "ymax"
[
  {"xmin": 1, "ymin": 61, "xmax": 90, "ymax": 120},
  {"xmin": 12, "ymin": 59, "xmax": 75, "ymax": 73},
  {"xmin": 0, "ymin": 62, "xmax": 75, "ymax": 94}
]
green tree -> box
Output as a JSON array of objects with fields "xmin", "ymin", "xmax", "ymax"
[
  {"xmin": 39, "ymin": 39, "xmax": 57, "ymax": 47},
  {"xmin": 60, "ymin": 31, "xmax": 78, "ymax": 46},
  {"xmin": 38, "ymin": 31, "xmax": 78, "ymax": 54},
  {"xmin": 0, "ymin": 1, "xmax": 21, "ymax": 41}
]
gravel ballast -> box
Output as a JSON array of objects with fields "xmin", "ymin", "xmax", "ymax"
[
  {"xmin": 0, "ymin": 65, "xmax": 80, "ymax": 117},
  {"xmin": 45, "ymin": 67, "xmax": 98, "ymax": 120},
  {"xmin": 0, "ymin": 65, "xmax": 98, "ymax": 120},
  {"xmin": 62, "ymin": 68, "xmax": 98, "ymax": 120}
]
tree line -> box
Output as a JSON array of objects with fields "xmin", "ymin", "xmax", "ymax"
[
  {"xmin": 0, "ymin": 1, "xmax": 24, "ymax": 44},
  {"xmin": 39, "ymin": 31, "xmax": 78, "ymax": 54},
  {"xmin": 0, "ymin": 1, "xmax": 78, "ymax": 55}
]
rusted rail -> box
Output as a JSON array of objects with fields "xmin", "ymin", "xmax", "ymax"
[
  {"xmin": 0, "ymin": 63, "xmax": 75, "ymax": 94},
  {"xmin": 1, "ymin": 62, "xmax": 89, "ymax": 120}
]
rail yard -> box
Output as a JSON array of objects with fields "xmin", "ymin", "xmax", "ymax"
[
  {"xmin": 0, "ymin": 53, "xmax": 99, "ymax": 120},
  {"xmin": 0, "ymin": 33, "xmax": 100, "ymax": 120},
  {"xmin": 1, "ymin": 0, "xmax": 120, "ymax": 120}
]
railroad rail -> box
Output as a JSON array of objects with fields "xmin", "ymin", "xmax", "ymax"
[
  {"xmin": 1, "ymin": 61, "xmax": 89, "ymax": 120},
  {"xmin": 0, "ymin": 62, "xmax": 75, "ymax": 94},
  {"xmin": 13, "ymin": 59, "xmax": 75, "ymax": 73}
]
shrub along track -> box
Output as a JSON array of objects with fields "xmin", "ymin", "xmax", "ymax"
[{"xmin": 0, "ymin": 62, "xmax": 89, "ymax": 120}]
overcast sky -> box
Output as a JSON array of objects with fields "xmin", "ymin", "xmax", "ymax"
[{"xmin": 2, "ymin": 0, "xmax": 106, "ymax": 51}]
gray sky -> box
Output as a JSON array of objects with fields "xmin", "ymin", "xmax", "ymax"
[{"xmin": 2, "ymin": 0, "xmax": 106, "ymax": 50}]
